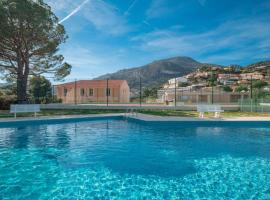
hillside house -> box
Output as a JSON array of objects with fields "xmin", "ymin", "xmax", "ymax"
[
  {"xmin": 217, "ymin": 74, "xmax": 240, "ymax": 85},
  {"xmin": 240, "ymin": 72, "xmax": 264, "ymax": 80}
]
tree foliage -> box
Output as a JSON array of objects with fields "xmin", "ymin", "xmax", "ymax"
[
  {"xmin": 252, "ymin": 80, "xmax": 269, "ymax": 99},
  {"xmin": 29, "ymin": 76, "xmax": 52, "ymax": 103},
  {"xmin": 143, "ymin": 87, "xmax": 158, "ymax": 98},
  {"xmin": 207, "ymin": 72, "xmax": 218, "ymax": 86},
  {"xmin": 235, "ymin": 85, "xmax": 248, "ymax": 93},
  {"xmin": 0, "ymin": 0, "xmax": 71, "ymax": 102},
  {"xmin": 253, "ymin": 80, "xmax": 268, "ymax": 89},
  {"xmin": 223, "ymin": 85, "xmax": 233, "ymax": 92}
]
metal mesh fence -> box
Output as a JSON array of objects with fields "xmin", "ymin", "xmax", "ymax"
[
  {"xmin": 240, "ymin": 98, "xmax": 270, "ymax": 112},
  {"xmin": 3, "ymin": 76, "xmax": 269, "ymax": 112}
]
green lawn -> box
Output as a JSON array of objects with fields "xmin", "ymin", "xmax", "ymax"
[
  {"xmin": 139, "ymin": 110, "xmax": 270, "ymax": 118},
  {"xmin": 0, "ymin": 109, "xmax": 270, "ymax": 119}
]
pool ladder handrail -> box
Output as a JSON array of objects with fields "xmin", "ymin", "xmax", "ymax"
[{"xmin": 125, "ymin": 108, "xmax": 138, "ymax": 118}]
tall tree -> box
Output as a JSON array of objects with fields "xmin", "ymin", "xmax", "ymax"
[{"xmin": 0, "ymin": 0, "xmax": 71, "ymax": 103}]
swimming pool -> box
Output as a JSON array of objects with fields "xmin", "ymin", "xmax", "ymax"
[{"xmin": 0, "ymin": 117, "xmax": 270, "ymax": 199}]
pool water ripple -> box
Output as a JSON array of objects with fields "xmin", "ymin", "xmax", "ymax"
[{"xmin": 0, "ymin": 119, "xmax": 270, "ymax": 199}]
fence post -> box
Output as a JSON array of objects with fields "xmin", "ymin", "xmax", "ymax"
[
  {"xmin": 139, "ymin": 76, "xmax": 142, "ymax": 107},
  {"xmin": 211, "ymin": 71, "xmax": 214, "ymax": 104},
  {"xmin": 211, "ymin": 85, "xmax": 214, "ymax": 104},
  {"xmin": 240, "ymin": 94, "xmax": 243, "ymax": 112},
  {"xmin": 174, "ymin": 78, "xmax": 177, "ymax": 107},
  {"xmin": 74, "ymin": 79, "xmax": 77, "ymax": 105},
  {"xmin": 250, "ymin": 75, "xmax": 253, "ymax": 99},
  {"xmin": 261, "ymin": 98, "xmax": 264, "ymax": 113},
  {"xmin": 250, "ymin": 99, "xmax": 253, "ymax": 112},
  {"xmin": 106, "ymin": 78, "xmax": 109, "ymax": 107},
  {"xmin": 52, "ymin": 85, "xmax": 54, "ymax": 103}
]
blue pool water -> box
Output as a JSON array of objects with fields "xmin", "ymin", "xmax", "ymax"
[{"xmin": 0, "ymin": 118, "xmax": 270, "ymax": 199}]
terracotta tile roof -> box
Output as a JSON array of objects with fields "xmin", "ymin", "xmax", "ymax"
[{"xmin": 56, "ymin": 80, "xmax": 128, "ymax": 88}]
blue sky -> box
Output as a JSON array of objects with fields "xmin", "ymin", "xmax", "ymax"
[{"xmin": 46, "ymin": 0, "xmax": 270, "ymax": 80}]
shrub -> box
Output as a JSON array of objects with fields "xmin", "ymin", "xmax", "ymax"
[
  {"xmin": 0, "ymin": 96, "xmax": 17, "ymax": 110},
  {"xmin": 223, "ymin": 85, "xmax": 233, "ymax": 92},
  {"xmin": 52, "ymin": 98, "xmax": 62, "ymax": 103},
  {"xmin": 253, "ymin": 80, "xmax": 268, "ymax": 89},
  {"xmin": 235, "ymin": 85, "xmax": 248, "ymax": 93}
]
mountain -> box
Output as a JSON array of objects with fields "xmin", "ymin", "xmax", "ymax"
[
  {"xmin": 246, "ymin": 60, "xmax": 270, "ymax": 68},
  {"xmin": 244, "ymin": 60, "xmax": 270, "ymax": 73},
  {"xmin": 95, "ymin": 56, "xmax": 205, "ymax": 94},
  {"xmin": 0, "ymin": 83, "xmax": 9, "ymax": 88}
]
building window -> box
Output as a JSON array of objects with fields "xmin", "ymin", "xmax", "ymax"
[
  {"xmin": 64, "ymin": 88, "xmax": 67, "ymax": 97},
  {"xmin": 89, "ymin": 88, "xmax": 94, "ymax": 96},
  {"xmin": 106, "ymin": 88, "xmax": 111, "ymax": 96},
  {"xmin": 80, "ymin": 88, "xmax": 85, "ymax": 96}
]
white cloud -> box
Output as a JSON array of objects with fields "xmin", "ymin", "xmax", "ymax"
[
  {"xmin": 58, "ymin": 44, "xmax": 133, "ymax": 80},
  {"xmin": 146, "ymin": 0, "xmax": 171, "ymax": 18},
  {"xmin": 63, "ymin": 46, "xmax": 102, "ymax": 67},
  {"xmin": 146, "ymin": 0, "xmax": 185, "ymax": 19},
  {"xmin": 46, "ymin": 0, "xmax": 130, "ymax": 35},
  {"xmin": 59, "ymin": 0, "xmax": 90, "ymax": 24},
  {"xmin": 132, "ymin": 17, "xmax": 270, "ymax": 64},
  {"xmin": 200, "ymin": 52, "xmax": 251, "ymax": 64},
  {"xmin": 82, "ymin": 0, "xmax": 130, "ymax": 35},
  {"xmin": 58, "ymin": 45, "xmax": 104, "ymax": 80},
  {"xmin": 124, "ymin": 0, "xmax": 138, "ymax": 16},
  {"xmin": 46, "ymin": 0, "xmax": 76, "ymax": 12}
]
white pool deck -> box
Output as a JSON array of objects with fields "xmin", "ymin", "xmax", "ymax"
[
  {"xmin": 1, "ymin": 113, "xmax": 270, "ymax": 123},
  {"xmin": 130, "ymin": 113, "xmax": 270, "ymax": 122}
]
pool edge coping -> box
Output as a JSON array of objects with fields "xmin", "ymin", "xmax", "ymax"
[
  {"xmin": 0, "ymin": 113, "xmax": 125, "ymax": 124},
  {"xmin": 1, "ymin": 113, "xmax": 270, "ymax": 124}
]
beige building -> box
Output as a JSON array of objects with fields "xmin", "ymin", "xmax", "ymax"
[
  {"xmin": 217, "ymin": 74, "xmax": 240, "ymax": 85},
  {"xmin": 158, "ymin": 87, "xmax": 249, "ymax": 104},
  {"xmin": 56, "ymin": 80, "xmax": 130, "ymax": 104},
  {"xmin": 240, "ymin": 72, "xmax": 265, "ymax": 80}
]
